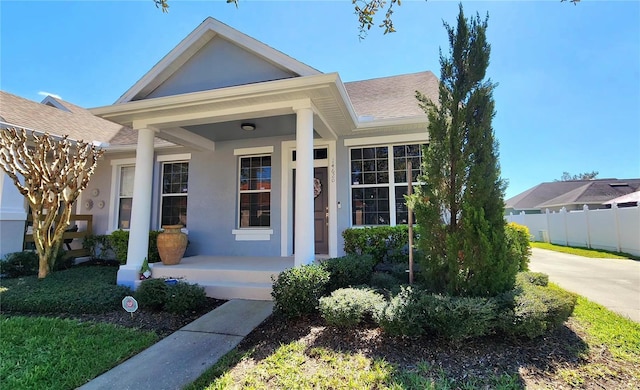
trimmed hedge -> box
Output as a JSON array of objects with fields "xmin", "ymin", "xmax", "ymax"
[
  {"xmin": 342, "ymin": 225, "xmax": 417, "ymax": 264},
  {"xmin": 134, "ymin": 278, "xmax": 207, "ymax": 314},
  {"xmin": 506, "ymin": 222, "xmax": 532, "ymax": 271},
  {"xmin": 271, "ymin": 264, "xmax": 330, "ymax": 319},
  {"xmin": 322, "ymin": 254, "xmax": 376, "ymax": 292},
  {"xmin": 107, "ymin": 230, "xmax": 162, "ymax": 264},
  {"xmin": 517, "ymin": 271, "xmax": 549, "ymax": 287},
  {"xmin": 376, "ymin": 287, "xmax": 496, "ymax": 340},
  {"xmin": 496, "ymin": 275, "xmax": 577, "ymax": 339},
  {"xmin": 319, "ymin": 288, "xmax": 385, "ymax": 328},
  {"xmin": 1, "ymin": 249, "xmax": 72, "ymax": 278}
]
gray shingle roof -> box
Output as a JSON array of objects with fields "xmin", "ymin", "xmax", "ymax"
[
  {"xmin": 345, "ymin": 71, "xmax": 439, "ymax": 120},
  {"xmin": 506, "ymin": 179, "xmax": 640, "ymax": 210},
  {"xmin": 0, "ymin": 91, "xmax": 131, "ymax": 145},
  {"xmin": 0, "ymin": 91, "xmax": 174, "ymax": 148}
]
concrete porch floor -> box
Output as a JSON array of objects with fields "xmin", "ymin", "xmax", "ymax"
[{"xmin": 149, "ymin": 255, "xmax": 296, "ymax": 300}]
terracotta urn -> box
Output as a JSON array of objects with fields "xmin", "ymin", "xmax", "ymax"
[{"xmin": 157, "ymin": 225, "xmax": 187, "ymax": 265}]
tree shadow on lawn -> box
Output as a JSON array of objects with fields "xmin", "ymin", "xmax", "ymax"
[{"xmin": 237, "ymin": 315, "xmax": 589, "ymax": 388}]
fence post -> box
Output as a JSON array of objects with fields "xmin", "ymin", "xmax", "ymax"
[
  {"xmin": 613, "ymin": 203, "xmax": 622, "ymax": 252},
  {"xmin": 561, "ymin": 207, "xmax": 569, "ymax": 246},
  {"xmin": 583, "ymin": 204, "xmax": 592, "ymax": 249},
  {"xmin": 545, "ymin": 208, "xmax": 551, "ymax": 243}
]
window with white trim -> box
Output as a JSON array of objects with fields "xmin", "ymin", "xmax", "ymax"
[
  {"xmin": 117, "ymin": 165, "xmax": 135, "ymax": 229},
  {"xmin": 160, "ymin": 162, "xmax": 189, "ymax": 227},
  {"xmin": 238, "ymin": 155, "xmax": 271, "ymax": 228},
  {"xmin": 350, "ymin": 143, "xmax": 424, "ymax": 226}
]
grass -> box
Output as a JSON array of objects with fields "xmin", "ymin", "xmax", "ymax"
[
  {"xmin": 556, "ymin": 295, "xmax": 640, "ymax": 386},
  {"xmin": 530, "ymin": 242, "xmax": 639, "ymax": 260},
  {"xmin": 571, "ymin": 296, "xmax": 640, "ymax": 363},
  {"xmin": 188, "ymin": 342, "xmax": 522, "ymax": 390},
  {"xmin": 0, "ymin": 266, "xmax": 131, "ymax": 313},
  {"xmin": 0, "ymin": 266, "xmax": 158, "ymax": 389},
  {"xmin": 0, "ymin": 316, "xmax": 158, "ymax": 390}
]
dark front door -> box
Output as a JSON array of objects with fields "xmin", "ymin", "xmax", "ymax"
[
  {"xmin": 293, "ymin": 167, "xmax": 329, "ymax": 254},
  {"xmin": 313, "ymin": 167, "xmax": 329, "ymax": 254}
]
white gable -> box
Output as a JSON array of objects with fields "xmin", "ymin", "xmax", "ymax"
[
  {"xmin": 117, "ymin": 17, "xmax": 320, "ymax": 103},
  {"xmin": 143, "ymin": 36, "xmax": 297, "ymax": 100}
]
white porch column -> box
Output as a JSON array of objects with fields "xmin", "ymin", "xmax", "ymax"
[
  {"xmin": 117, "ymin": 127, "xmax": 155, "ymax": 289},
  {"xmin": 294, "ymin": 106, "xmax": 315, "ymax": 266}
]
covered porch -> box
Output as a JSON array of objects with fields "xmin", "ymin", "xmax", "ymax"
[
  {"xmin": 93, "ymin": 73, "xmax": 356, "ymax": 292},
  {"xmin": 149, "ymin": 255, "xmax": 295, "ymax": 300}
]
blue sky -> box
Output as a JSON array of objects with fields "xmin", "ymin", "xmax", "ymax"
[{"xmin": 1, "ymin": 0, "xmax": 638, "ymax": 199}]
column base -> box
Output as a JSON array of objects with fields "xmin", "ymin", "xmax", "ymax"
[{"xmin": 117, "ymin": 265, "xmax": 144, "ymax": 291}]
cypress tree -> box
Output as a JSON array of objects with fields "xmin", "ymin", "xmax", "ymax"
[{"xmin": 414, "ymin": 4, "xmax": 516, "ymax": 297}]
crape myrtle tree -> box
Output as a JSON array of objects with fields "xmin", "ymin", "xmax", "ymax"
[
  {"xmin": 0, "ymin": 128, "xmax": 103, "ymax": 278},
  {"xmin": 412, "ymin": 4, "xmax": 518, "ymax": 297}
]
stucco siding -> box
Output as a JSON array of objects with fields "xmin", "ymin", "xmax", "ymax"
[
  {"xmin": 145, "ymin": 37, "xmax": 297, "ymax": 99},
  {"xmin": 187, "ymin": 136, "xmax": 286, "ymax": 257}
]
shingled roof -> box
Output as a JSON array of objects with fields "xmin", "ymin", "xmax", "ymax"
[
  {"xmin": 345, "ymin": 71, "xmax": 439, "ymax": 121},
  {"xmin": 0, "ymin": 91, "xmax": 175, "ymax": 148},
  {"xmin": 506, "ymin": 179, "xmax": 640, "ymax": 211},
  {"xmin": 0, "ymin": 91, "xmax": 133, "ymax": 145}
]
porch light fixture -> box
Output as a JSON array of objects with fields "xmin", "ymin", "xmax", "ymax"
[{"xmin": 241, "ymin": 123, "xmax": 256, "ymax": 131}]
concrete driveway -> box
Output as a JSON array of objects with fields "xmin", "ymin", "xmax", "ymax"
[{"xmin": 529, "ymin": 248, "xmax": 640, "ymax": 322}]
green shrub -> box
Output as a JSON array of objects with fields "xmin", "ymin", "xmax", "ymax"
[
  {"xmin": 1, "ymin": 251, "xmax": 39, "ymax": 278},
  {"xmin": 506, "ymin": 222, "xmax": 532, "ymax": 271},
  {"xmin": 135, "ymin": 278, "xmax": 169, "ymax": 311},
  {"xmin": 376, "ymin": 287, "xmax": 497, "ymax": 340},
  {"xmin": 369, "ymin": 272, "xmax": 402, "ymax": 291},
  {"xmin": 271, "ymin": 264, "xmax": 330, "ymax": 319},
  {"xmin": 376, "ymin": 286, "xmax": 428, "ymax": 337},
  {"xmin": 319, "ymin": 288, "xmax": 385, "ymax": 328},
  {"xmin": 164, "ymin": 282, "xmax": 207, "ymax": 314},
  {"xmin": 1, "ymin": 249, "xmax": 70, "ymax": 278},
  {"xmin": 0, "ymin": 266, "xmax": 131, "ymax": 313},
  {"xmin": 135, "ymin": 279, "xmax": 207, "ymax": 314},
  {"xmin": 342, "ymin": 226, "xmax": 416, "ymax": 264},
  {"xmin": 108, "ymin": 230, "xmax": 162, "ymax": 264},
  {"xmin": 322, "ymin": 254, "xmax": 376, "ymax": 292},
  {"xmin": 517, "ymin": 271, "xmax": 549, "ymax": 287},
  {"xmin": 496, "ymin": 279, "xmax": 577, "ymax": 339},
  {"xmin": 422, "ymin": 294, "xmax": 496, "ymax": 340},
  {"xmin": 82, "ymin": 234, "xmax": 113, "ymax": 259}
]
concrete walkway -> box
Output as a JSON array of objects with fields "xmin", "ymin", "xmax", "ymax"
[
  {"xmin": 529, "ymin": 248, "xmax": 640, "ymax": 322},
  {"xmin": 79, "ymin": 299, "xmax": 274, "ymax": 390}
]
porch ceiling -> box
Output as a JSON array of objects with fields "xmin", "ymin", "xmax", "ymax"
[
  {"xmin": 184, "ymin": 114, "xmax": 312, "ymax": 142},
  {"xmin": 90, "ymin": 73, "xmax": 357, "ymax": 149}
]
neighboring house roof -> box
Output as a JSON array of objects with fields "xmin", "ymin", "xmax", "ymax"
[
  {"xmin": 603, "ymin": 190, "xmax": 640, "ymax": 205},
  {"xmin": 116, "ymin": 17, "xmax": 321, "ymax": 104},
  {"xmin": 0, "ymin": 91, "xmax": 172, "ymax": 149},
  {"xmin": 0, "ymin": 90, "xmax": 129, "ymax": 145},
  {"xmin": 344, "ymin": 72, "xmax": 439, "ymax": 121},
  {"xmin": 506, "ymin": 179, "xmax": 640, "ymax": 210}
]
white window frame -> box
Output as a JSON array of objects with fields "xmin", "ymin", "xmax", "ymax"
[
  {"xmin": 349, "ymin": 142, "xmax": 425, "ymax": 227},
  {"xmin": 232, "ymin": 146, "xmax": 274, "ymax": 241},
  {"xmin": 108, "ymin": 158, "xmax": 136, "ymax": 232},
  {"xmin": 157, "ymin": 153, "xmax": 191, "ymax": 232}
]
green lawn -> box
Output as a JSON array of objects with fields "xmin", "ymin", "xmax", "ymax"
[
  {"xmin": 530, "ymin": 242, "xmax": 639, "ymax": 260},
  {"xmin": 0, "ymin": 266, "xmax": 158, "ymax": 389},
  {"xmin": 0, "ymin": 316, "xmax": 157, "ymax": 390}
]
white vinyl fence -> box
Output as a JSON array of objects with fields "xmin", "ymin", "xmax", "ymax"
[{"xmin": 506, "ymin": 204, "xmax": 640, "ymax": 257}]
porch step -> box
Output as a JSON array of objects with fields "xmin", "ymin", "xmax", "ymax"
[
  {"xmin": 149, "ymin": 255, "xmax": 293, "ymax": 301},
  {"xmin": 201, "ymin": 281, "xmax": 274, "ymax": 301}
]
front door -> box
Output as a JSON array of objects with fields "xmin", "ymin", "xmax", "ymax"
[
  {"xmin": 293, "ymin": 167, "xmax": 329, "ymax": 254},
  {"xmin": 313, "ymin": 167, "xmax": 329, "ymax": 254}
]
